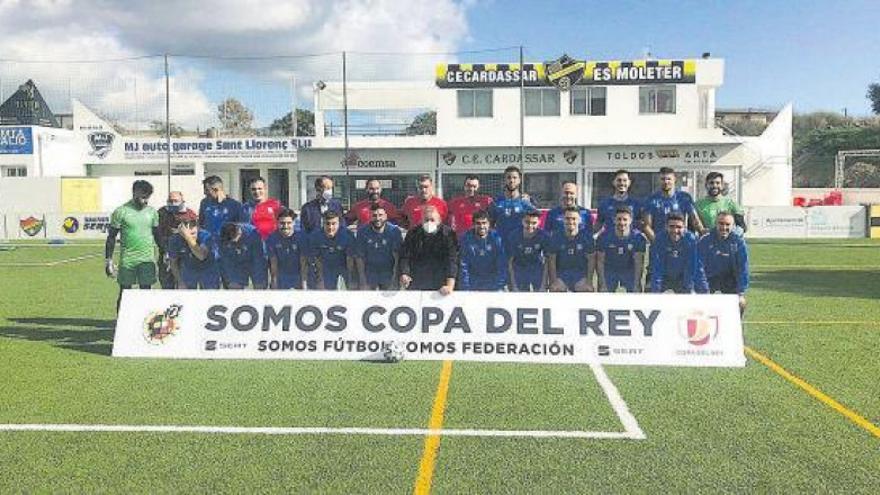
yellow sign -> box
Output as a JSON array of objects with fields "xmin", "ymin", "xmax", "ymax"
[
  {"xmin": 870, "ymin": 204, "xmax": 880, "ymax": 239},
  {"xmin": 61, "ymin": 178, "xmax": 101, "ymax": 213}
]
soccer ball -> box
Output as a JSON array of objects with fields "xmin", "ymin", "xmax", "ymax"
[{"xmin": 383, "ymin": 342, "xmax": 405, "ymax": 363}]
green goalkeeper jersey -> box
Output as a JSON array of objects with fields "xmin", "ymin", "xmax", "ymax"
[
  {"xmin": 110, "ymin": 200, "xmax": 159, "ymax": 268},
  {"xmin": 696, "ymin": 196, "xmax": 743, "ymax": 229}
]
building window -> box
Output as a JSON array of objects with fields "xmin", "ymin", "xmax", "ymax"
[
  {"xmin": 639, "ymin": 86, "xmax": 676, "ymax": 114},
  {"xmin": 1, "ymin": 166, "xmax": 27, "ymax": 177},
  {"xmin": 524, "ymin": 88, "xmax": 560, "ymax": 116},
  {"xmin": 457, "ymin": 90, "xmax": 493, "ymax": 118},
  {"xmin": 571, "ymin": 87, "xmax": 607, "ymax": 116}
]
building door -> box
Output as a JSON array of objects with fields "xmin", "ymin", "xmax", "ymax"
[
  {"xmin": 268, "ymin": 168, "xmax": 290, "ymax": 206},
  {"xmin": 589, "ymin": 170, "xmax": 692, "ymax": 208},
  {"xmin": 239, "ymin": 169, "xmax": 262, "ymax": 202}
]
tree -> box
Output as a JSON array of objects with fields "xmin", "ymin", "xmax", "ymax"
[
  {"xmin": 868, "ymin": 81, "xmax": 880, "ymax": 115},
  {"xmin": 149, "ymin": 120, "xmax": 184, "ymax": 137},
  {"xmin": 404, "ymin": 110, "xmax": 436, "ymax": 136},
  {"xmin": 843, "ymin": 160, "xmax": 880, "ymax": 188},
  {"xmin": 268, "ymin": 108, "xmax": 315, "ymax": 136},
  {"xmin": 217, "ymin": 98, "xmax": 254, "ymax": 134}
]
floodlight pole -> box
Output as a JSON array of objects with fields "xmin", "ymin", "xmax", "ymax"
[
  {"xmin": 164, "ymin": 54, "xmax": 172, "ymax": 192},
  {"xmin": 519, "ymin": 45, "xmax": 525, "ymax": 179},
  {"xmin": 343, "ymin": 51, "xmax": 352, "ymax": 208}
]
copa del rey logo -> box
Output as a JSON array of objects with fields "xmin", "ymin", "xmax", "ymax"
[{"xmin": 678, "ymin": 311, "xmax": 720, "ymax": 346}]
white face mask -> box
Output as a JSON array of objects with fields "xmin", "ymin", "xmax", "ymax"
[
  {"xmin": 321, "ymin": 189, "xmax": 333, "ymax": 201},
  {"xmin": 423, "ymin": 221, "xmax": 438, "ymax": 234}
]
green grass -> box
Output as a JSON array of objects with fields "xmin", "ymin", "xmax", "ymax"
[{"xmin": 1, "ymin": 239, "xmax": 879, "ymax": 493}]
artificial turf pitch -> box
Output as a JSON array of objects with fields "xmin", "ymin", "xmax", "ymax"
[{"xmin": 0, "ymin": 239, "xmax": 877, "ymax": 493}]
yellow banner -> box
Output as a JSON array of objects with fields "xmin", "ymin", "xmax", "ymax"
[{"xmin": 61, "ymin": 178, "xmax": 101, "ymax": 213}]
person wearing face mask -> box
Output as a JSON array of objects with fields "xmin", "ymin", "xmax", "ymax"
[
  {"xmin": 458, "ymin": 210, "xmax": 507, "ymax": 292},
  {"xmin": 156, "ymin": 191, "xmax": 197, "ymax": 289},
  {"xmin": 402, "ymin": 175, "xmax": 448, "ymax": 230},
  {"xmin": 240, "ymin": 177, "xmax": 283, "ymax": 240},
  {"xmin": 355, "ymin": 203, "xmax": 403, "ymax": 290},
  {"xmin": 543, "ymin": 180, "xmax": 592, "ymax": 237},
  {"xmin": 699, "ymin": 211, "xmax": 749, "ymax": 315},
  {"xmin": 345, "ymin": 178, "xmax": 402, "ymax": 227},
  {"xmin": 489, "ymin": 165, "xmax": 537, "ymax": 240},
  {"xmin": 398, "ymin": 205, "xmax": 459, "ymax": 294},
  {"xmin": 267, "ymin": 209, "xmax": 309, "ymax": 290},
  {"xmin": 300, "ymin": 175, "xmax": 345, "ymax": 234}
]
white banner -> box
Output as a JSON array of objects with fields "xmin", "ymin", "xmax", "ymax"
[
  {"xmin": 44, "ymin": 213, "xmax": 112, "ymax": 239},
  {"xmin": 805, "ymin": 206, "xmax": 866, "ymax": 238},
  {"xmin": 121, "ymin": 137, "xmax": 302, "ymax": 162},
  {"xmin": 745, "ymin": 206, "xmax": 806, "ymax": 238},
  {"xmin": 113, "ymin": 290, "xmax": 745, "ymax": 367}
]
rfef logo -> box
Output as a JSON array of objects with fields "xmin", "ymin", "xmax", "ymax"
[
  {"xmin": 143, "ymin": 304, "xmax": 183, "ymax": 345},
  {"xmin": 678, "ymin": 311, "xmax": 719, "ymax": 346}
]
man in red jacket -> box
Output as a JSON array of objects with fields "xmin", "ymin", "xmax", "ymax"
[
  {"xmin": 345, "ymin": 178, "xmax": 402, "ymax": 227},
  {"xmin": 446, "ymin": 174, "xmax": 493, "ymax": 237},
  {"xmin": 402, "ymin": 174, "xmax": 447, "ymax": 230},
  {"xmin": 241, "ymin": 176, "xmax": 283, "ymax": 240}
]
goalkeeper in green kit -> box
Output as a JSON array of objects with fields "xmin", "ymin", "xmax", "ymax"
[
  {"xmin": 695, "ymin": 172, "xmax": 747, "ymax": 235},
  {"xmin": 105, "ymin": 180, "xmax": 162, "ymax": 312}
]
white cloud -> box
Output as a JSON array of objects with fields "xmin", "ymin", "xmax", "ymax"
[{"xmin": 0, "ymin": 0, "xmax": 473, "ymax": 128}]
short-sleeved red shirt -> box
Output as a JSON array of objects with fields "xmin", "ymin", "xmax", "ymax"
[
  {"xmin": 446, "ymin": 194, "xmax": 493, "ymax": 236},
  {"xmin": 345, "ymin": 198, "xmax": 402, "ymax": 226}
]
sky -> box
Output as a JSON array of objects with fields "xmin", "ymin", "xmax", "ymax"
[{"xmin": 0, "ymin": 0, "xmax": 878, "ymax": 128}]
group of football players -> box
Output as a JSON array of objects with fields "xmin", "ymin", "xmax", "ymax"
[{"xmin": 105, "ymin": 165, "xmax": 749, "ymax": 314}]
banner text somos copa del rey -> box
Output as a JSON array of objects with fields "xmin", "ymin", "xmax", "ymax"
[{"xmin": 115, "ymin": 290, "xmax": 745, "ymax": 367}]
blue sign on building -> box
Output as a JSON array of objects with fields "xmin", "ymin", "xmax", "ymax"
[{"xmin": 0, "ymin": 127, "xmax": 33, "ymax": 154}]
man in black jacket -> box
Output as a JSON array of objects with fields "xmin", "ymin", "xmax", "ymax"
[{"xmin": 399, "ymin": 205, "xmax": 459, "ymax": 294}]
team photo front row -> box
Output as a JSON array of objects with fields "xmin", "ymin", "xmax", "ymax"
[{"xmin": 104, "ymin": 166, "xmax": 749, "ymax": 315}]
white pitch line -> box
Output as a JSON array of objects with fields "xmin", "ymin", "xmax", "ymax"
[
  {"xmin": 751, "ymin": 265, "xmax": 880, "ymax": 269},
  {"xmin": 590, "ymin": 363, "xmax": 646, "ymax": 440},
  {"xmin": 0, "ymin": 423, "xmax": 634, "ymax": 439},
  {"xmin": 0, "ymin": 253, "xmax": 101, "ymax": 267}
]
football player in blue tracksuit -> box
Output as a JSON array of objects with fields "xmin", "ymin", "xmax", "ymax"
[
  {"xmin": 543, "ymin": 180, "xmax": 592, "ymax": 237},
  {"xmin": 459, "ymin": 210, "xmax": 507, "ymax": 291},
  {"xmin": 596, "ymin": 169, "xmax": 641, "ymax": 235},
  {"xmin": 699, "ymin": 211, "xmax": 750, "ymax": 314},
  {"xmin": 505, "ymin": 210, "xmax": 550, "ymax": 292},
  {"xmin": 650, "ymin": 212, "xmax": 708, "ymax": 294},
  {"xmin": 596, "ymin": 207, "xmax": 647, "ymax": 293},
  {"xmin": 548, "ymin": 206, "xmax": 596, "ymax": 292},
  {"xmin": 198, "ymin": 176, "xmax": 243, "ymax": 238},
  {"xmin": 355, "ymin": 203, "xmax": 403, "ymax": 290},
  {"xmin": 267, "ymin": 208, "xmax": 309, "ymax": 290},
  {"xmin": 489, "ymin": 165, "xmax": 537, "ymax": 240},
  {"xmin": 218, "ymin": 222, "xmax": 268, "ymax": 289},
  {"xmin": 641, "ymin": 167, "xmax": 704, "ymax": 243},
  {"xmin": 307, "ymin": 211, "xmax": 355, "ymax": 290},
  {"xmin": 167, "ymin": 213, "xmax": 221, "ymax": 289}
]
